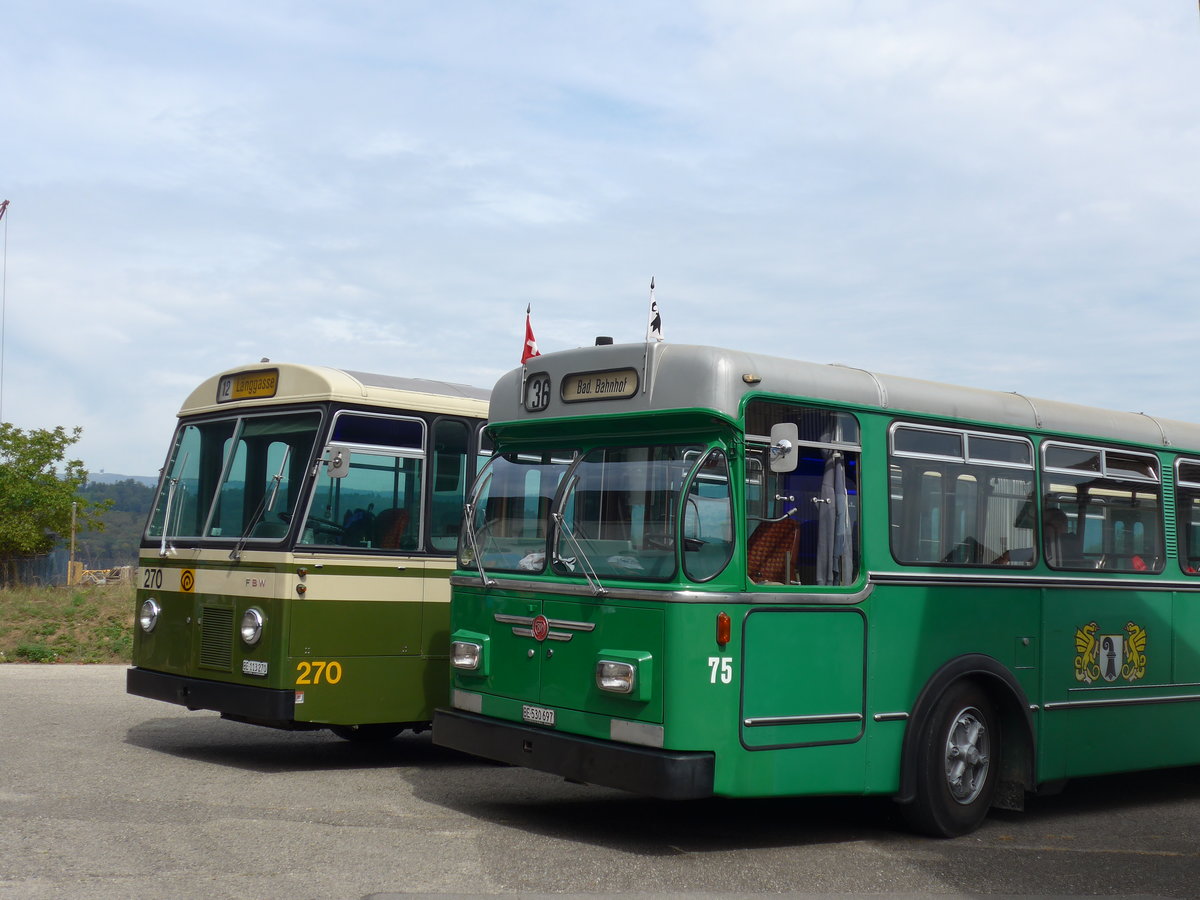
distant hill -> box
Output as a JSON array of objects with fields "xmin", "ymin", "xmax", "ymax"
[
  {"xmin": 87, "ymin": 472, "xmax": 159, "ymax": 488},
  {"xmin": 75, "ymin": 479, "xmax": 157, "ymax": 568}
]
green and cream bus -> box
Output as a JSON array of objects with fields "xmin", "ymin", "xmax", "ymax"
[
  {"xmin": 128, "ymin": 362, "xmax": 489, "ymax": 740},
  {"xmin": 434, "ymin": 339, "xmax": 1200, "ymax": 834}
]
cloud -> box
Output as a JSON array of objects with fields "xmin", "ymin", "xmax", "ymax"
[{"xmin": 1, "ymin": 2, "xmax": 1198, "ymax": 474}]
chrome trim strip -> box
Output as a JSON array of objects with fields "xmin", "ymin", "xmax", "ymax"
[
  {"xmin": 610, "ymin": 719, "xmax": 665, "ymax": 749},
  {"xmin": 872, "ymin": 712, "xmax": 909, "ymax": 723},
  {"xmin": 1044, "ymin": 692, "xmax": 1200, "ymax": 711},
  {"xmin": 510, "ymin": 627, "xmax": 574, "ymax": 642},
  {"xmin": 451, "ymin": 689, "xmax": 482, "ymax": 713},
  {"xmin": 494, "ymin": 613, "xmax": 595, "ymax": 632},
  {"xmin": 743, "ymin": 713, "xmax": 863, "ymax": 727},
  {"xmin": 867, "ymin": 571, "xmax": 1196, "ymax": 591},
  {"xmin": 452, "ymin": 575, "xmax": 875, "ymax": 605}
]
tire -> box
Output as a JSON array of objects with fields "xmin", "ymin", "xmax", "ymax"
[
  {"xmin": 329, "ymin": 723, "xmax": 404, "ymax": 742},
  {"xmin": 902, "ymin": 681, "xmax": 1000, "ymax": 838}
]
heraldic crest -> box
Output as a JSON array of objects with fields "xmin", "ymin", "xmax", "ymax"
[{"xmin": 1074, "ymin": 621, "xmax": 1147, "ymax": 684}]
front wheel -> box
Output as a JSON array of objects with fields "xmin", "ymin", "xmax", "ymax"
[{"xmin": 902, "ymin": 681, "xmax": 999, "ymax": 838}]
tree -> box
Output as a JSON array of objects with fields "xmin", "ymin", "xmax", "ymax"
[{"xmin": 0, "ymin": 424, "xmax": 109, "ymax": 580}]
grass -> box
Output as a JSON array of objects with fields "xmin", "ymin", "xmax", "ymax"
[{"xmin": 0, "ymin": 581, "xmax": 135, "ymax": 664}]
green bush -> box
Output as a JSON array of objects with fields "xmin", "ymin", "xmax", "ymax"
[{"xmin": 15, "ymin": 643, "xmax": 58, "ymax": 663}]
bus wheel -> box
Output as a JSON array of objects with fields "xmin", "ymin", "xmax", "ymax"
[
  {"xmin": 329, "ymin": 724, "xmax": 404, "ymax": 742},
  {"xmin": 903, "ymin": 681, "xmax": 999, "ymax": 838}
]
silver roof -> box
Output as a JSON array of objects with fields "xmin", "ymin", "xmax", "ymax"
[
  {"xmin": 344, "ymin": 370, "xmax": 491, "ymax": 402},
  {"xmin": 493, "ymin": 341, "xmax": 1200, "ymax": 452}
]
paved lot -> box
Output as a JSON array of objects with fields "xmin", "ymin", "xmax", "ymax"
[{"xmin": 1, "ymin": 665, "xmax": 1198, "ymax": 899}]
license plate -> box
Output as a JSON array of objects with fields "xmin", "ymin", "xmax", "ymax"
[{"xmin": 522, "ymin": 704, "xmax": 556, "ymax": 727}]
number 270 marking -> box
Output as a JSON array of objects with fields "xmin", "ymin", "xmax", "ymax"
[
  {"xmin": 708, "ymin": 656, "xmax": 733, "ymax": 684},
  {"xmin": 296, "ymin": 660, "xmax": 342, "ymax": 685}
]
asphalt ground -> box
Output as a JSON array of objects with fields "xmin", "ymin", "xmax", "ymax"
[{"xmin": 1, "ymin": 665, "xmax": 1198, "ymax": 899}]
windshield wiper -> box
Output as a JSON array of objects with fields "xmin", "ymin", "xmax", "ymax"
[
  {"xmin": 230, "ymin": 447, "xmax": 290, "ymax": 561},
  {"xmin": 157, "ymin": 452, "xmax": 188, "ymax": 558},
  {"xmin": 462, "ymin": 500, "xmax": 495, "ymax": 587},
  {"xmin": 552, "ymin": 512, "xmax": 607, "ymax": 597}
]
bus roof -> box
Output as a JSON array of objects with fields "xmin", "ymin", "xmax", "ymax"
[
  {"xmin": 494, "ymin": 341, "xmax": 1200, "ymax": 452},
  {"xmin": 180, "ymin": 362, "xmax": 490, "ymax": 418}
]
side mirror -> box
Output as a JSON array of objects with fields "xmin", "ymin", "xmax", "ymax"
[
  {"xmin": 325, "ymin": 446, "xmax": 350, "ymax": 479},
  {"xmin": 769, "ymin": 423, "xmax": 799, "ymax": 473}
]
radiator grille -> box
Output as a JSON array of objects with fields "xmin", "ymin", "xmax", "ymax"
[{"xmin": 199, "ymin": 607, "xmax": 234, "ymax": 671}]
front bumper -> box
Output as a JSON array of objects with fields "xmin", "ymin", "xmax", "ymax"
[
  {"xmin": 126, "ymin": 667, "xmax": 295, "ymax": 725},
  {"xmin": 433, "ymin": 708, "xmax": 715, "ymax": 800}
]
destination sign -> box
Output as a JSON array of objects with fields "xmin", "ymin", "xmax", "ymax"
[
  {"xmin": 217, "ymin": 369, "xmax": 279, "ymax": 403},
  {"xmin": 560, "ymin": 367, "xmax": 639, "ymax": 403}
]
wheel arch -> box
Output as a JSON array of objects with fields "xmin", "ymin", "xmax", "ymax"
[{"xmin": 894, "ymin": 653, "xmax": 1036, "ymax": 808}]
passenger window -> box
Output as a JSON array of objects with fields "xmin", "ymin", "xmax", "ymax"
[
  {"xmin": 1175, "ymin": 460, "xmax": 1200, "ymax": 575},
  {"xmin": 430, "ymin": 419, "xmax": 470, "ymax": 552},
  {"xmin": 890, "ymin": 425, "xmax": 1035, "ymax": 567},
  {"xmin": 1041, "ymin": 442, "xmax": 1162, "ymax": 573},
  {"xmin": 298, "ymin": 413, "xmax": 426, "ymax": 551}
]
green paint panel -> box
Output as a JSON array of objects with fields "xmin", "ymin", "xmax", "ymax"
[
  {"xmin": 539, "ymin": 598, "xmax": 663, "ymax": 722},
  {"xmin": 292, "ymin": 653, "xmax": 449, "ymax": 725},
  {"xmin": 741, "ymin": 609, "xmax": 865, "ymax": 748},
  {"xmin": 289, "ymin": 599, "xmax": 424, "ymax": 657}
]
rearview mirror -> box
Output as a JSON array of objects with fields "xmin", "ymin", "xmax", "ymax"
[
  {"xmin": 769, "ymin": 423, "xmax": 798, "ymax": 473},
  {"xmin": 325, "ymin": 446, "xmax": 350, "ymax": 479}
]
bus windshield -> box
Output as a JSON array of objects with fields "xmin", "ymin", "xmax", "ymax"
[
  {"xmin": 146, "ymin": 411, "xmax": 321, "ymax": 545},
  {"xmin": 460, "ymin": 450, "xmax": 575, "ymax": 575},
  {"xmin": 551, "ymin": 444, "xmax": 709, "ymax": 582}
]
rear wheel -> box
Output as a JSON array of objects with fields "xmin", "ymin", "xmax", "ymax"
[
  {"xmin": 903, "ymin": 681, "xmax": 999, "ymax": 837},
  {"xmin": 329, "ymin": 723, "xmax": 404, "ymax": 742}
]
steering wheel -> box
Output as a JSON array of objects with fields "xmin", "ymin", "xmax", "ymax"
[{"xmin": 305, "ymin": 516, "xmax": 346, "ymax": 537}]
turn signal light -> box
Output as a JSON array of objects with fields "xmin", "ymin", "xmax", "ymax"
[{"xmin": 716, "ymin": 611, "xmax": 731, "ymax": 647}]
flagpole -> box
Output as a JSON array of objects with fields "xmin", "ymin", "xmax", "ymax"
[
  {"xmin": 0, "ymin": 200, "xmax": 9, "ymax": 423},
  {"xmin": 641, "ymin": 276, "xmax": 655, "ymax": 394},
  {"xmin": 521, "ymin": 303, "xmax": 529, "ymax": 411}
]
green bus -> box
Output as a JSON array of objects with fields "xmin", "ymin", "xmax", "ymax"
[
  {"xmin": 127, "ymin": 362, "xmax": 489, "ymax": 740},
  {"xmin": 434, "ymin": 339, "xmax": 1200, "ymax": 835}
]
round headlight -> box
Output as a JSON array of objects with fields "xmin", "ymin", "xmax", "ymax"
[
  {"xmin": 138, "ymin": 598, "xmax": 160, "ymax": 633},
  {"xmin": 240, "ymin": 608, "xmax": 265, "ymax": 646}
]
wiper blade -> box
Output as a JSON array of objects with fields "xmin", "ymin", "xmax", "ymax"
[
  {"xmin": 462, "ymin": 501, "xmax": 495, "ymax": 587},
  {"xmin": 552, "ymin": 512, "xmax": 606, "ymax": 597},
  {"xmin": 158, "ymin": 451, "xmax": 188, "ymax": 558},
  {"xmin": 230, "ymin": 447, "xmax": 290, "ymax": 561}
]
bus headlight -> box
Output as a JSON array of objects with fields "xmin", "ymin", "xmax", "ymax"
[
  {"xmin": 450, "ymin": 630, "xmax": 489, "ymax": 675},
  {"xmin": 138, "ymin": 598, "xmax": 160, "ymax": 633},
  {"xmin": 452, "ymin": 641, "xmax": 483, "ymax": 670},
  {"xmin": 596, "ymin": 660, "xmax": 637, "ymax": 694},
  {"xmin": 240, "ymin": 608, "xmax": 265, "ymax": 646}
]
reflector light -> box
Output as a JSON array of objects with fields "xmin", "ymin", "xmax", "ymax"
[{"xmin": 716, "ymin": 611, "xmax": 731, "ymax": 646}]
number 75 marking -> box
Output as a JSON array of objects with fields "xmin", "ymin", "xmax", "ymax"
[{"xmin": 708, "ymin": 656, "xmax": 733, "ymax": 684}]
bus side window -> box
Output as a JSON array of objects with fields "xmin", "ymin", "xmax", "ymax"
[
  {"xmin": 743, "ymin": 401, "xmax": 861, "ymax": 587},
  {"xmin": 429, "ymin": 419, "xmax": 470, "ymax": 552}
]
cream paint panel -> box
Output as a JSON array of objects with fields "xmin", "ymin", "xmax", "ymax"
[{"xmin": 302, "ymin": 562, "xmax": 426, "ymax": 603}]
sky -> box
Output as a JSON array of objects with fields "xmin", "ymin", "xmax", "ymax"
[{"xmin": 2, "ymin": 1, "xmax": 1198, "ymax": 478}]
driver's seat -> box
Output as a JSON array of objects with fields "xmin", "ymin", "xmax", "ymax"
[{"xmin": 375, "ymin": 509, "xmax": 410, "ymax": 549}]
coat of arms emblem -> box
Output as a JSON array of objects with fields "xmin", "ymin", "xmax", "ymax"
[{"xmin": 1074, "ymin": 621, "xmax": 1147, "ymax": 684}]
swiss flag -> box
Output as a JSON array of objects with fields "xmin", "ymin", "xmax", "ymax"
[{"xmin": 521, "ymin": 305, "xmax": 541, "ymax": 364}]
